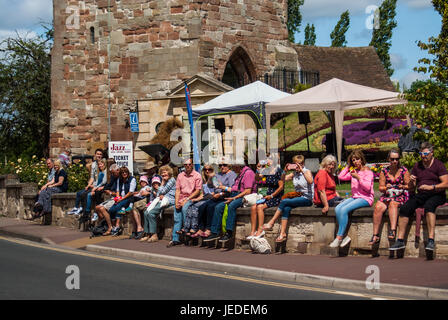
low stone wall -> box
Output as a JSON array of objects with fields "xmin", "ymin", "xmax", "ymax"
[{"xmin": 2, "ymin": 174, "xmax": 448, "ymax": 259}]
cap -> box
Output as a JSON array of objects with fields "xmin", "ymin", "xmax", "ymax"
[
  {"xmin": 139, "ymin": 175, "xmax": 149, "ymax": 184},
  {"xmin": 151, "ymin": 176, "xmax": 162, "ymax": 185}
]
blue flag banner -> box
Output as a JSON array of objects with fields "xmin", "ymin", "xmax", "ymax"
[{"xmin": 184, "ymin": 82, "xmax": 201, "ymax": 171}]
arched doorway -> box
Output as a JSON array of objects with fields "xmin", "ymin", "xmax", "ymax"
[{"xmin": 221, "ymin": 47, "xmax": 256, "ymax": 88}]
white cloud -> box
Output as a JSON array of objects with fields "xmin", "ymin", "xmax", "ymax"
[
  {"xmin": 400, "ymin": 71, "xmax": 429, "ymax": 88},
  {"xmin": 300, "ymin": 0, "xmax": 433, "ymax": 19},
  {"xmin": 390, "ymin": 53, "xmax": 407, "ymax": 70},
  {"xmin": 0, "ymin": 0, "xmax": 52, "ymax": 30}
]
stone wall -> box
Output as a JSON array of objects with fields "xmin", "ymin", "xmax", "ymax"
[
  {"xmin": 51, "ymin": 0, "xmax": 294, "ymax": 158},
  {"xmin": 2, "ymin": 175, "xmax": 448, "ymax": 259}
]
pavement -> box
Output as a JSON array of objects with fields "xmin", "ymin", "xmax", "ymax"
[{"xmin": 1, "ymin": 216, "xmax": 448, "ymax": 299}]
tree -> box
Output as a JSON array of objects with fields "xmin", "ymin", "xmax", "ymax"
[
  {"xmin": 330, "ymin": 11, "xmax": 350, "ymax": 47},
  {"xmin": 0, "ymin": 27, "xmax": 52, "ymax": 160},
  {"xmin": 287, "ymin": 0, "xmax": 305, "ymax": 43},
  {"xmin": 394, "ymin": 0, "xmax": 448, "ymax": 163},
  {"xmin": 304, "ymin": 23, "xmax": 316, "ymax": 46},
  {"xmin": 369, "ymin": 0, "xmax": 397, "ymax": 77}
]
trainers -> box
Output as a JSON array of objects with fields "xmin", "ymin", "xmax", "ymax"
[
  {"xmin": 340, "ymin": 236, "xmax": 351, "ymax": 248},
  {"xmin": 202, "ymin": 233, "xmax": 220, "ymax": 242},
  {"xmin": 111, "ymin": 226, "xmax": 122, "ymax": 236},
  {"xmin": 125, "ymin": 206, "xmax": 133, "ymax": 213},
  {"xmin": 389, "ymin": 240, "xmax": 405, "ymax": 251},
  {"xmin": 118, "ymin": 207, "xmax": 126, "ymax": 215},
  {"xmin": 91, "ymin": 213, "xmax": 98, "ymax": 222},
  {"xmin": 219, "ymin": 232, "xmax": 232, "ymax": 242},
  {"xmin": 66, "ymin": 207, "xmax": 78, "ymax": 215},
  {"xmin": 329, "ymin": 238, "xmax": 342, "ymax": 248},
  {"xmin": 74, "ymin": 207, "xmax": 83, "ymax": 215},
  {"xmin": 425, "ymin": 240, "xmax": 435, "ymax": 251}
]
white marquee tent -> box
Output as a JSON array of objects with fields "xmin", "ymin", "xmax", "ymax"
[{"xmin": 265, "ymin": 78, "xmax": 408, "ymax": 161}]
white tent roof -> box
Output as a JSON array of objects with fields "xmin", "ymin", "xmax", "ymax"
[
  {"xmin": 193, "ymin": 80, "xmax": 290, "ymax": 113},
  {"xmin": 265, "ymin": 78, "xmax": 408, "ymax": 161}
]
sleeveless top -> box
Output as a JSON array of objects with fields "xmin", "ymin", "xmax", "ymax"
[
  {"xmin": 379, "ymin": 165, "xmax": 409, "ymax": 205},
  {"xmin": 293, "ymin": 167, "xmax": 314, "ymax": 201}
]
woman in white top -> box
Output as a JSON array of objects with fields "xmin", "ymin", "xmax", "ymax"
[{"xmin": 263, "ymin": 155, "xmax": 314, "ymax": 243}]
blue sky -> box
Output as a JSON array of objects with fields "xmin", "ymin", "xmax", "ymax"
[
  {"xmin": 295, "ymin": 0, "xmax": 441, "ymax": 89},
  {"xmin": 0, "ymin": 0, "xmax": 441, "ymax": 89}
]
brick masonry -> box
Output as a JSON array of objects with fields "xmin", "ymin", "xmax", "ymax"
[{"xmin": 50, "ymin": 0, "xmax": 295, "ymax": 158}]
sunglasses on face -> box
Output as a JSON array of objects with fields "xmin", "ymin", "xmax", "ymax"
[
  {"xmin": 420, "ymin": 151, "xmax": 431, "ymax": 156},
  {"xmin": 390, "ymin": 157, "xmax": 400, "ymax": 162},
  {"xmin": 204, "ymin": 168, "xmax": 213, "ymax": 172},
  {"xmin": 219, "ymin": 164, "xmax": 228, "ymax": 168},
  {"xmin": 184, "ymin": 163, "xmax": 193, "ymax": 167}
]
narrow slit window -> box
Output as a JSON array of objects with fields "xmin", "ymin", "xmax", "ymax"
[{"xmin": 90, "ymin": 27, "xmax": 95, "ymax": 43}]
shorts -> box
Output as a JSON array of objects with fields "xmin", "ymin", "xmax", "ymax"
[
  {"xmin": 100, "ymin": 199, "xmax": 115, "ymax": 211},
  {"xmin": 399, "ymin": 193, "xmax": 446, "ymax": 218},
  {"xmin": 134, "ymin": 198, "xmax": 148, "ymax": 212}
]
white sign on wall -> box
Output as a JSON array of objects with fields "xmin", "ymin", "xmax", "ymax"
[{"xmin": 108, "ymin": 141, "xmax": 133, "ymax": 174}]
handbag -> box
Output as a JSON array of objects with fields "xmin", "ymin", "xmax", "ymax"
[
  {"xmin": 281, "ymin": 191, "xmax": 303, "ymax": 200},
  {"xmin": 242, "ymin": 193, "xmax": 263, "ymax": 207}
]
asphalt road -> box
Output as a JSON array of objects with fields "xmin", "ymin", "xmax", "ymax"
[{"xmin": 0, "ymin": 238, "xmax": 372, "ymax": 302}]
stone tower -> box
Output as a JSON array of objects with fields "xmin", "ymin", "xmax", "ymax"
[{"xmin": 50, "ymin": 0, "xmax": 298, "ymax": 158}]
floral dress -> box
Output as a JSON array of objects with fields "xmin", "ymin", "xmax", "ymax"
[
  {"xmin": 257, "ymin": 167, "xmax": 284, "ymax": 208},
  {"xmin": 379, "ymin": 166, "xmax": 409, "ymax": 205}
]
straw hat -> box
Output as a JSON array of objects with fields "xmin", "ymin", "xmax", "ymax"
[{"xmin": 144, "ymin": 160, "xmax": 157, "ymax": 171}]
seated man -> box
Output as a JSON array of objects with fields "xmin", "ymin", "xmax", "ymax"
[
  {"xmin": 390, "ymin": 142, "xmax": 448, "ymax": 252},
  {"xmin": 204, "ymin": 158, "xmax": 256, "ymax": 243},
  {"xmin": 67, "ymin": 148, "xmax": 104, "ymax": 215},
  {"xmin": 167, "ymin": 158, "xmax": 202, "ymax": 247}
]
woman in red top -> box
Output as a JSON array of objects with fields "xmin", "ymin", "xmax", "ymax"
[{"xmin": 313, "ymin": 155, "xmax": 343, "ymax": 214}]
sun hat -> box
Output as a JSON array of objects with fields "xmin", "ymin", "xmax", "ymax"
[
  {"xmin": 151, "ymin": 176, "xmax": 162, "ymax": 185},
  {"xmin": 139, "ymin": 175, "xmax": 149, "ymax": 184}
]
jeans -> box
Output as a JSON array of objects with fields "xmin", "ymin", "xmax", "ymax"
[
  {"xmin": 172, "ymin": 200, "xmax": 193, "ymax": 242},
  {"xmin": 109, "ymin": 197, "xmax": 133, "ymax": 220},
  {"xmin": 75, "ymin": 189, "xmax": 91, "ymax": 208},
  {"xmin": 334, "ymin": 197, "xmax": 369, "ymax": 236},
  {"xmin": 278, "ymin": 197, "xmax": 312, "ymax": 219},
  {"xmin": 211, "ymin": 192, "xmax": 243, "ymax": 234},
  {"xmin": 144, "ymin": 202, "xmax": 162, "ymax": 234},
  {"xmin": 197, "ymin": 198, "xmax": 224, "ymax": 231}
]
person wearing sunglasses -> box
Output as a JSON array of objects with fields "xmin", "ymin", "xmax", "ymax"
[
  {"xmin": 390, "ymin": 142, "xmax": 448, "ymax": 252},
  {"xmin": 167, "ymin": 158, "xmax": 202, "ymax": 247},
  {"xmin": 369, "ymin": 149, "xmax": 410, "ymax": 245}
]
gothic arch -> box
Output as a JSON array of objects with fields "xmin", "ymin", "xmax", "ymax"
[{"xmin": 221, "ymin": 46, "xmax": 257, "ymax": 88}]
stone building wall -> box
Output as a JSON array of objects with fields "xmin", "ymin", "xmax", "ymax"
[{"xmin": 50, "ymin": 0, "xmax": 296, "ymax": 160}]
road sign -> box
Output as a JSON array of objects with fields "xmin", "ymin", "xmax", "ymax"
[{"xmin": 130, "ymin": 112, "xmax": 139, "ymax": 132}]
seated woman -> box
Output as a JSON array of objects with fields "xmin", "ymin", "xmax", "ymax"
[
  {"xmin": 330, "ymin": 149, "xmax": 374, "ymax": 248},
  {"xmin": 313, "ymin": 155, "xmax": 343, "ymax": 214},
  {"xmin": 184, "ymin": 164, "xmax": 216, "ymax": 237},
  {"xmin": 83, "ymin": 158, "xmax": 108, "ymax": 222},
  {"xmin": 141, "ymin": 165, "xmax": 176, "ymax": 243},
  {"xmin": 369, "ymin": 148, "xmax": 410, "ymax": 245},
  {"xmin": 247, "ymin": 155, "xmax": 285, "ymax": 240},
  {"xmin": 262, "ymin": 155, "xmax": 314, "ymax": 243},
  {"xmin": 105, "ymin": 166, "xmax": 137, "ymax": 236},
  {"xmin": 128, "ymin": 175, "xmax": 151, "ymax": 240},
  {"xmin": 33, "ymin": 159, "xmax": 68, "ymax": 219}
]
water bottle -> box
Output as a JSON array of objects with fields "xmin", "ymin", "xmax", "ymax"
[{"xmin": 345, "ymin": 192, "xmax": 350, "ymax": 199}]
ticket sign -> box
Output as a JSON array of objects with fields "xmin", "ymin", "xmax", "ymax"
[
  {"xmin": 130, "ymin": 112, "xmax": 139, "ymax": 132},
  {"xmin": 109, "ymin": 141, "xmax": 133, "ymax": 174}
]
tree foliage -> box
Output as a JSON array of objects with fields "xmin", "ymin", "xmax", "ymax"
[
  {"xmin": 304, "ymin": 23, "xmax": 316, "ymax": 46},
  {"xmin": 394, "ymin": 0, "xmax": 448, "ymax": 163},
  {"xmin": 287, "ymin": 0, "xmax": 305, "ymax": 43},
  {"xmin": 330, "ymin": 11, "xmax": 350, "ymax": 47},
  {"xmin": 369, "ymin": 0, "xmax": 397, "ymax": 77},
  {"xmin": 0, "ymin": 27, "xmax": 52, "ymax": 160}
]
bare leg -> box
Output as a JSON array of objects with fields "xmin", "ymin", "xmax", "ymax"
[
  {"xmin": 426, "ymin": 212, "xmax": 436, "ymax": 239},
  {"xmin": 249, "ymin": 204, "xmax": 257, "ymax": 236},
  {"xmin": 264, "ymin": 209, "xmax": 282, "ymax": 229},
  {"xmin": 96, "ymin": 205, "xmax": 112, "ymax": 233},
  {"xmin": 131, "ymin": 209, "xmax": 144, "ymax": 232},
  {"xmin": 397, "ymin": 216, "xmax": 409, "ymax": 239},
  {"xmin": 388, "ymin": 201, "xmax": 400, "ymax": 232},
  {"xmin": 372, "ymin": 201, "xmax": 387, "ymax": 237},
  {"xmin": 276, "ymin": 219, "xmax": 288, "ymax": 241},
  {"xmin": 256, "ymin": 204, "xmax": 267, "ymax": 236}
]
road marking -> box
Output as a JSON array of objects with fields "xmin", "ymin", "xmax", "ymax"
[{"xmin": 0, "ymin": 235, "xmax": 405, "ymax": 300}]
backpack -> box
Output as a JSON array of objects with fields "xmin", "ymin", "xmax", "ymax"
[
  {"xmin": 249, "ymin": 237, "xmax": 272, "ymax": 254},
  {"xmin": 89, "ymin": 219, "xmax": 108, "ymax": 238}
]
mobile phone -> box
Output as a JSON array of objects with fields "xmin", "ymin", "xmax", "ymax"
[{"xmin": 287, "ymin": 163, "xmax": 298, "ymax": 170}]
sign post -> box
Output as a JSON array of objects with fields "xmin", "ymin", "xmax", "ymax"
[
  {"xmin": 108, "ymin": 141, "xmax": 134, "ymax": 174},
  {"xmin": 130, "ymin": 112, "xmax": 139, "ymax": 132}
]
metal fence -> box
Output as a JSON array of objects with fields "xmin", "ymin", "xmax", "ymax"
[{"xmin": 259, "ymin": 69, "xmax": 320, "ymax": 93}]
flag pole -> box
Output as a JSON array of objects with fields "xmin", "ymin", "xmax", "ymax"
[{"xmin": 184, "ymin": 81, "xmax": 201, "ymax": 171}]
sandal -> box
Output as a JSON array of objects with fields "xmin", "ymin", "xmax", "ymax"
[
  {"xmin": 275, "ymin": 234, "xmax": 287, "ymax": 243},
  {"xmin": 102, "ymin": 229, "xmax": 112, "ymax": 236},
  {"xmin": 369, "ymin": 234, "xmax": 380, "ymax": 245},
  {"xmin": 263, "ymin": 223, "xmax": 273, "ymax": 231},
  {"xmin": 388, "ymin": 229, "xmax": 396, "ymax": 240}
]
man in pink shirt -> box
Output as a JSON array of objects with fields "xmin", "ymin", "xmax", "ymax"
[{"xmin": 167, "ymin": 158, "xmax": 202, "ymax": 247}]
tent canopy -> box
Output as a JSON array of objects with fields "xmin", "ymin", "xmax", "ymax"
[
  {"xmin": 192, "ymin": 80, "xmax": 290, "ymax": 129},
  {"xmin": 265, "ymin": 78, "xmax": 408, "ymax": 161}
]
